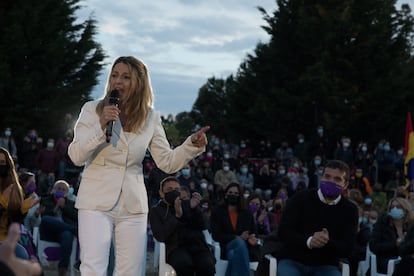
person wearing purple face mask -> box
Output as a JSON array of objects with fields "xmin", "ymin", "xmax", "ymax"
[
  {"xmin": 19, "ymin": 172, "xmax": 42, "ymax": 234},
  {"xmin": 276, "ymin": 160, "xmax": 358, "ymax": 276},
  {"xmin": 38, "ymin": 180, "xmax": 77, "ymax": 276},
  {"xmin": 247, "ymin": 196, "xmax": 276, "ymax": 238}
]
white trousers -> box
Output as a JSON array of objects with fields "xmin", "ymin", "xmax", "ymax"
[{"xmin": 78, "ymin": 194, "xmax": 147, "ymax": 276}]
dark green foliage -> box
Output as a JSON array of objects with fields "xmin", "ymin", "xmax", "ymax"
[
  {"xmin": 192, "ymin": 0, "xmax": 414, "ymax": 146},
  {"xmin": 0, "ymin": 0, "xmax": 105, "ymax": 139}
]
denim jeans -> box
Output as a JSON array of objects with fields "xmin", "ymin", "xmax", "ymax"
[
  {"xmin": 277, "ymin": 259, "xmax": 341, "ymax": 276},
  {"xmin": 225, "ymin": 238, "xmax": 250, "ymax": 276},
  {"xmin": 39, "ymin": 215, "xmax": 77, "ymax": 269},
  {"xmin": 15, "ymin": 243, "xmax": 29, "ymax": 259}
]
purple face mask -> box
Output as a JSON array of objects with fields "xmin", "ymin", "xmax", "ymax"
[
  {"xmin": 26, "ymin": 182, "xmax": 36, "ymax": 194},
  {"xmin": 248, "ymin": 203, "xmax": 260, "ymax": 213},
  {"xmin": 54, "ymin": 190, "xmax": 65, "ymax": 199},
  {"xmin": 320, "ymin": 180, "xmax": 343, "ymax": 198}
]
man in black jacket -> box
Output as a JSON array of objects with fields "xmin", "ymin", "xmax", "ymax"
[
  {"xmin": 149, "ymin": 176, "xmax": 215, "ymax": 276},
  {"xmin": 277, "ymin": 160, "xmax": 358, "ymax": 276}
]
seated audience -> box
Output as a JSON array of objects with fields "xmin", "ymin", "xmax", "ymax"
[
  {"xmin": 210, "ymin": 183, "xmax": 260, "ymax": 275},
  {"xmin": 247, "ymin": 195, "xmax": 276, "ymax": 238},
  {"xmin": 369, "ymin": 197, "xmax": 414, "ymax": 274},
  {"xmin": 149, "ymin": 176, "xmax": 215, "ymax": 276},
  {"xmin": 39, "ymin": 180, "xmax": 78, "ymax": 276},
  {"xmin": 277, "ymin": 160, "xmax": 358, "ymax": 276}
]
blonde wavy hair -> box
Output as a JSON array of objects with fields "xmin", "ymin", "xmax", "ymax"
[
  {"xmin": 96, "ymin": 56, "xmax": 154, "ymax": 133},
  {"xmin": 388, "ymin": 197, "xmax": 414, "ymax": 227},
  {"xmin": 0, "ymin": 147, "xmax": 24, "ymax": 222}
]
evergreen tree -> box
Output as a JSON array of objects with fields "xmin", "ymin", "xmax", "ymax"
[
  {"xmin": 192, "ymin": 77, "xmax": 231, "ymax": 138},
  {"xmin": 193, "ymin": 0, "xmax": 414, "ymax": 146},
  {"xmin": 0, "ymin": 0, "xmax": 105, "ymax": 139}
]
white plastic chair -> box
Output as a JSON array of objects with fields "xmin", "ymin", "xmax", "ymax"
[
  {"xmin": 265, "ymin": 254, "xmax": 277, "ymax": 276},
  {"xmin": 265, "ymin": 255, "xmax": 350, "ymax": 276},
  {"xmin": 154, "ymin": 230, "xmax": 213, "ymax": 276},
  {"xmin": 357, "ymin": 245, "xmax": 370, "ymax": 276},
  {"xmin": 369, "ymin": 251, "xmax": 400, "ymax": 276},
  {"xmin": 32, "ymin": 226, "xmax": 77, "ymax": 276},
  {"xmin": 157, "ymin": 240, "xmax": 176, "ymax": 276},
  {"xmin": 212, "ymin": 240, "xmax": 259, "ymax": 276}
]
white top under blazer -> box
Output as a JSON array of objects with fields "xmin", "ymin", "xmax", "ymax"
[{"xmin": 68, "ymin": 100, "xmax": 204, "ymax": 214}]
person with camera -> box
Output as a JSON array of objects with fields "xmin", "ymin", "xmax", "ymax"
[{"xmin": 149, "ymin": 176, "xmax": 215, "ymax": 276}]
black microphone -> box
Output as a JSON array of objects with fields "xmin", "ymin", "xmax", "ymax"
[{"xmin": 106, "ymin": 89, "xmax": 120, "ymax": 143}]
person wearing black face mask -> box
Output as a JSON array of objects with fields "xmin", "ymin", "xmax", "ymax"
[
  {"xmin": 149, "ymin": 176, "xmax": 215, "ymax": 276},
  {"xmin": 210, "ymin": 182, "xmax": 260, "ymax": 275},
  {"xmin": 0, "ymin": 147, "xmax": 40, "ymax": 260}
]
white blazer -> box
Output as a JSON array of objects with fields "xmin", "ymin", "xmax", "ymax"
[{"xmin": 68, "ymin": 100, "xmax": 204, "ymax": 214}]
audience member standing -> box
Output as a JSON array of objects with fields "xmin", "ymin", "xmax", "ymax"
[
  {"xmin": 0, "ymin": 127, "xmax": 17, "ymax": 163},
  {"xmin": 214, "ymin": 161, "xmax": 237, "ymax": 198},
  {"xmin": 19, "ymin": 129, "xmax": 43, "ymax": 173},
  {"xmin": 36, "ymin": 138, "xmax": 60, "ymax": 196},
  {"xmin": 310, "ymin": 125, "xmax": 330, "ymax": 159}
]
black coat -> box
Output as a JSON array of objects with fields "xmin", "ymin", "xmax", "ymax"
[
  {"xmin": 210, "ymin": 203, "xmax": 258, "ymax": 260},
  {"xmin": 149, "ymin": 200, "xmax": 209, "ymax": 259}
]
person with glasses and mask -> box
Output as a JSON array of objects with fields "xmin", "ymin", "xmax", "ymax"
[
  {"xmin": 276, "ymin": 160, "xmax": 359, "ymax": 276},
  {"xmin": 210, "ymin": 182, "xmax": 260, "ymax": 275},
  {"xmin": 149, "ymin": 176, "xmax": 215, "ymax": 276}
]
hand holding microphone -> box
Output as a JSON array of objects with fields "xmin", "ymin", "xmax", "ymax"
[{"xmin": 100, "ymin": 90, "xmax": 120, "ymax": 142}]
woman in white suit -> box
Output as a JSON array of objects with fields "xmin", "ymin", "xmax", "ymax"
[{"xmin": 68, "ymin": 56, "xmax": 209, "ymax": 276}]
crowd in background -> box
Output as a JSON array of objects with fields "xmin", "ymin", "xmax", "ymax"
[
  {"xmin": 1, "ymin": 124, "xmax": 414, "ymax": 275},
  {"xmin": 144, "ymin": 126, "xmax": 412, "ymax": 211}
]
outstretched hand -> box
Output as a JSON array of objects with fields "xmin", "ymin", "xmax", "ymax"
[
  {"xmin": 191, "ymin": 126, "xmax": 210, "ymax": 147},
  {"xmin": 0, "ymin": 223, "xmax": 42, "ymax": 276}
]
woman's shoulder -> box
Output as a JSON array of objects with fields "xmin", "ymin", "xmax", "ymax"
[
  {"xmin": 146, "ymin": 107, "xmax": 159, "ymax": 120},
  {"xmin": 83, "ymin": 99, "xmax": 101, "ymax": 109}
]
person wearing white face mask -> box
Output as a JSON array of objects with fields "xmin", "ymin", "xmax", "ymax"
[
  {"xmin": 178, "ymin": 165, "xmax": 201, "ymax": 194},
  {"xmin": 199, "ymin": 178, "xmax": 213, "ymax": 201},
  {"xmin": 35, "ymin": 138, "xmax": 60, "ymax": 197},
  {"xmin": 214, "ymin": 161, "xmax": 237, "ymax": 199},
  {"xmin": 333, "ymin": 137, "xmax": 353, "ymax": 168},
  {"xmin": 222, "ymin": 150, "xmax": 238, "ymax": 171},
  {"xmin": 0, "ymin": 127, "xmax": 17, "ymax": 163},
  {"xmin": 375, "ymin": 140, "xmax": 397, "ymax": 185},
  {"xmin": 369, "ymin": 197, "xmax": 414, "ymax": 274},
  {"xmin": 236, "ymin": 164, "xmax": 254, "ymax": 191}
]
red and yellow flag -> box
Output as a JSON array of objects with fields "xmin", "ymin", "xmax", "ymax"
[{"xmin": 404, "ymin": 112, "xmax": 414, "ymax": 183}]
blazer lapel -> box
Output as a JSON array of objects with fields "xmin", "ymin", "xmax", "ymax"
[{"xmin": 109, "ymin": 119, "xmax": 127, "ymax": 146}]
